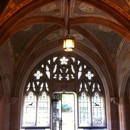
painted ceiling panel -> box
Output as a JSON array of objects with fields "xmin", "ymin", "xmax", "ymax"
[
  {"xmin": 82, "ymin": 24, "xmax": 123, "ymax": 62},
  {"xmin": 9, "ymin": 23, "xmax": 49, "ymax": 62},
  {"xmin": 71, "ymin": 29, "xmax": 96, "ymax": 50},
  {"xmin": 28, "ymin": 1, "xmax": 63, "ymax": 17},
  {"xmin": 36, "ymin": 30, "xmax": 62, "ymax": 49},
  {"xmin": 72, "ymin": 1, "xmax": 115, "ymax": 20}
]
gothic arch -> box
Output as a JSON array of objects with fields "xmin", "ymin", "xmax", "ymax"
[{"xmin": 13, "ymin": 44, "xmax": 114, "ymax": 129}]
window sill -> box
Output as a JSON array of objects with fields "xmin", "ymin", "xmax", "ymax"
[{"xmin": 21, "ymin": 126, "xmax": 50, "ymax": 130}]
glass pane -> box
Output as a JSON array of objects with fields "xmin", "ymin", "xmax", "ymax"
[
  {"xmin": 34, "ymin": 70, "xmax": 43, "ymax": 80},
  {"xmin": 23, "ymin": 92, "xmax": 36, "ymax": 125},
  {"xmin": 46, "ymin": 65, "xmax": 50, "ymax": 79},
  {"xmin": 37, "ymin": 92, "xmax": 50, "ymax": 126},
  {"xmin": 60, "ymin": 56, "xmax": 68, "ymax": 65},
  {"xmin": 78, "ymin": 92, "xmax": 90, "ymax": 126},
  {"xmin": 26, "ymin": 82, "xmax": 30, "ymax": 92},
  {"xmin": 62, "ymin": 94, "xmax": 75, "ymax": 130},
  {"xmin": 92, "ymin": 92, "xmax": 103, "ymax": 125},
  {"xmin": 85, "ymin": 70, "xmax": 94, "ymax": 80}
]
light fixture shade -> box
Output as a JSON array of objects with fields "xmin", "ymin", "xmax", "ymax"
[{"xmin": 63, "ymin": 36, "xmax": 75, "ymax": 52}]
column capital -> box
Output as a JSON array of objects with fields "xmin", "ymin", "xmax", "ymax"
[
  {"xmin": 110, "ymin": 97, "xmax": 119, "ymax": 105},
  {"xmin": 10, "ymin": 97, "xmax": 18, "ymax": 105}
]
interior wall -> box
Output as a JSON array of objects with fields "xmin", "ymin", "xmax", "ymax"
[
  {"xmin": 0, "ymin": 43, "xmax": 13, "ymax": 130},
  {"xmin": 120, "ymin": 76, "xmax": 130, "ymax": 130}
]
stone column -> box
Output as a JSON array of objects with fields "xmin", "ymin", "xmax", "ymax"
[
  {"xmin": 9, "ymin": 97, "xmax": 19, "ymax": 130},
  {"xmin": 0, "ymin": 95, "xmax": 10, "ymax": 130},
  {"xmin": 123, "ymin": 95, "xmax": 130, "ymax": 130},
  {"xmin": 110, "ymin": 97, "xmax": 120, "ymax": 130},
  {"xmin": 119, "ymin": 97, "xmax": 126, "ymax": 130}
]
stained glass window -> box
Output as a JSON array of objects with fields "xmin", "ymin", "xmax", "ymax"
[
  {"xmin": 23, "ymin": 68, "xmax": 50, "ymax": 127},
  {"xmin": 78, "ymin": 64, "xmax": 105, "ymax": 127},
  {"xmin": 78, "ymin": 92, "xmax": 90, "ymax": 126},
  {"xmin": 92, "ymin": 92, "xmax": 103, "ymax": 125},
  {"xmin": 37, "ymin": 92, "xmax": 50, "ymax": 126},
  {"xmin": 23, "ymin": 92, "xmax": 36, "ymax": 125}
]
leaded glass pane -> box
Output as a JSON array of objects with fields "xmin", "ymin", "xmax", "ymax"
[
  {"xmin": 47, "ymin": 59, "xmax": 50, "ymax": 64},
  {"xmin": 53, "ymin": 57, "xmax": 57, "ymax": 62},
  {"xmin": 84, "ymin": 83, "xmax": 88, "ymax": 92},
  {"xmin": 78, "ymin": 72, "xmax": 82, "ymax": 79},
  {"xmin": 78, "ymin": 92, "xmax": 90, "ymax": 126},
  {"xmin": 37, "ymin": 92, "xmax": 50, "ymax": 126},
  {"xmin": 45, "ymin": 82, "xmax": 49, "ymax": 92},
  {"xmin": 78, "ymin": 65, "xmax": 82, "ymax": 79},
  {"xmin": 60, "ymin": 56, "xmax": 68, "ymax": 65},
  {"xmin": 92, "ymin": 92, "xmax": 103, "ymax": 125},
  {"xmin": 32, "ymin": 82, "xmax": 36, "ymax": 91},
  {"xmin": 92, "ymin": 83, "xmax": 95, "ymax": 92},
  {"xmin": 97, "ymin": 84, "xmax": 101, "ymax": 92},
  {"xmin": 46, "ymin": 65, "xmax": 50, "ymax": 79},
  {"xmin": 78, "ymin": 60, "xmax": 80, "ymax": 65},
  {"xmin": 79, "ymin": 83, "xmax": 82, "ymax": 92},
  {"xmin": 34, "ymin": 70, "xmax": 43, "ymax": 80},
  {"xmin": 88, "ymin": 82, "xmax": 91, "ymax": 85},
  {"xmin": 53, "ymin": 65, "xmax": 57, "ymax": 73},
  {"xmin": 71, "ymin": 64, "xmax": 75, "ymax": 73},
  {"xmin": 23, "ymin": 92, "xmax": 36, "ymax": 125},
  {"xmin": 85, "ymin": 71, "xmax": 94, "ymax": 80},
  {"xmin": 41, "ymin": 64, "xmax": 44, "ymax": 68},
  {"xmin": 26, "ymin": 82, "xmax": 30, "ymax": 92},
  {"xmin": 71, "ymin": 57, "xmax": 75, "ymax": 62}
]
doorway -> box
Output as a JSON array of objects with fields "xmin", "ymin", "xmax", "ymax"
[{"xmin": 52, "ymin": 93, "xmax": 75, "ymax": 130}]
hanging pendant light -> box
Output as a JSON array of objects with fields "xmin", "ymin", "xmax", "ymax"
[
  {"xmin": 63, "ymin": 28, "xmax": 75, "ymax": 52},
  {"xmin": 63, "ymin": 0, "xmax": 75, "ymax": 52}
]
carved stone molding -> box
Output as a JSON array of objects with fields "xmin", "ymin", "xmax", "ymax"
[
  {"xmin": 10, "ymin": 97, "xmax": 18, "ymax": 105},
  {"xmin": 110, "ymin": 97, "xmax": 119, "ymax": 105}
]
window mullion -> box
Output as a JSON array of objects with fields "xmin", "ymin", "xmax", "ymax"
[
  {"xmin": 90, "ymin": 96, "xmax": 93, "ymax": 126},
  {"xmin": 35, "ymin": 95, "xmax": 38, "ymax": 126}
]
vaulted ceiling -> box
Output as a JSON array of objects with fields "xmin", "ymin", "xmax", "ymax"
[{"xmin": 1, "ymin": 0, "xmax": 130, "ymax": 95}]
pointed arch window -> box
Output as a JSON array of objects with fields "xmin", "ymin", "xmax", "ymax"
[
  {"xmin": 22, "ymin": 52, "xmax": 106, "ymax": 129},
  {"xmin": 92, "ymin": 92, "xmax": 104, "ymax": 125},
  {"xmin": 23, "ymin": 92, "xmax": 36, "ymax": 125},
  {"xmin": 22, "ymin": 68, "xmax": 50, "ymax": 127},
  {"xmin": 78, "ymin": 68, "xmax": 106, "ymax": 127}
]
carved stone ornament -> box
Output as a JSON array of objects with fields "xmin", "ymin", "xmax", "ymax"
[
  {"xmin": 99, "ymin": 25, "xmax": 111, "ymax": 32},
  {"xmin": 79, "ymin": 3, "xmax": 94, "ymax": 13},
  {"xmin": 41, "ymin": 3, "xmax": 56, "ymax": 12},
  {"xmin": 110, "ymin": 97, "xmax": 119, "ymax": 105},
  {"xmin": 10, "ymin": 97, "xmax": 18, "ymax": 105}
]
